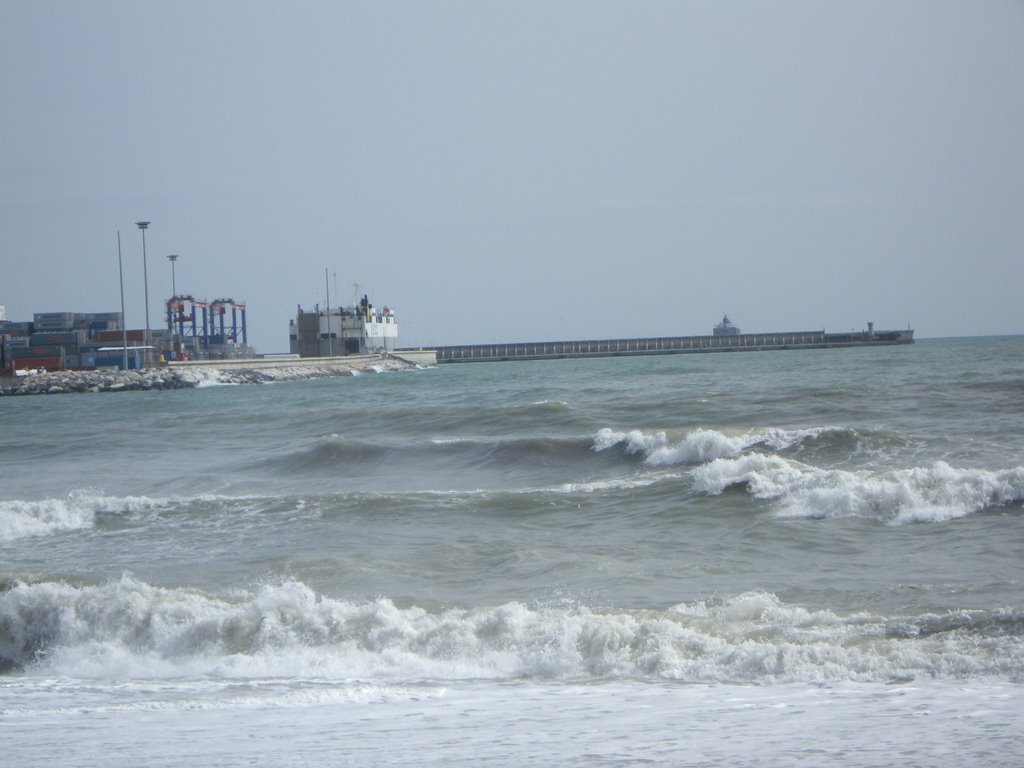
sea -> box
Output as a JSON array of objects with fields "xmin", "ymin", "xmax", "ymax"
[{"xmin": 2, "ymin": 336, "xmax": 1022, "ymax": 767}]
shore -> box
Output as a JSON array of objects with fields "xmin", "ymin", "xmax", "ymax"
[{"xmin": 0, "ymin": 355, "xmax": 418, "ymax": 396}]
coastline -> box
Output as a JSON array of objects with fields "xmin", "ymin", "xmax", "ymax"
[{"xmin": 0, "ymin": 355, "xmax": 418, "ymax": 396}]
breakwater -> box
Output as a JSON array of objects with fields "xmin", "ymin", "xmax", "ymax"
[
  {"xmin": 435, "ymin": 327, "xmax": 914, "ymax": 364},
  {"xmin": 0, "ymin": 368, "xmax": 194, "ymax": 396},
  {"xmin": 0, "ymin": 355, "xmax": 416, "ymax": 396}
]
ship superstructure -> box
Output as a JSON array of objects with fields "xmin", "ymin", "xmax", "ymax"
[{"xmin": 289, "ymin": 296, "xmax": 398, "ymax": 357}]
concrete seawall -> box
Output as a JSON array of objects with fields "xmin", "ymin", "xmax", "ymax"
[{"xmin": 435, "ymin": 329, "xmax": 914, "ymax": 364}]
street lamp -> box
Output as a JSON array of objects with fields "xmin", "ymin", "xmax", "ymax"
[
  {"xmin": 167, "ymin": 254, "xmax": 178, "ymax": 297},
  {"xmin": 136, "ymin": 221, "xmax": 151, "ymax": 344}
]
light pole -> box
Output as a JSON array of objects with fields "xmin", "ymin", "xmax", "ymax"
[
  {"xmin": 325, "ymin": 267, "xmax": 333, "ymax": 357},
  {"xmin": 167, "ymin": 254, "xmax": 178, "ymax": 297},
  {"xmin": 117, "ymin": 231, "xmax": 129, "ymax": 370},
  {"xmin": 136, "ymin": 221, "xmax": 151, "ymax": 345}
]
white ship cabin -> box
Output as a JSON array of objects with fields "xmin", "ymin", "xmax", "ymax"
[{"xmin": 289, "ymin": 296, "xmax": 398, "ymax": 357}]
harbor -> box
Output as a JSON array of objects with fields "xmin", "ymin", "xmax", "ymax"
[{"xmin": 3, "ymin": 295, "xmax": 915, "ymax": 387}]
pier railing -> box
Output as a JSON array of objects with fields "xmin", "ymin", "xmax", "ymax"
[{"xmin": 434, "ymin": 329, "xmax": 913, "ymax": 364}]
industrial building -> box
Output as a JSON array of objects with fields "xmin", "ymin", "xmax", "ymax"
[{"xmin": 289, "ymin": 296, "xmax": 398, "ymax": 357}]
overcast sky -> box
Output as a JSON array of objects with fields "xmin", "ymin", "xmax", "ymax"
[{"xmin": 2, "ymin": 1, "xmax": 1021, "ymax": 351}]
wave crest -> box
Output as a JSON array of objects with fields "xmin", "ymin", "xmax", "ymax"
[
  {"xmin": 593, "ymin": 426, "xmax": 834, "ymax": 466},
  {"xmin": 2, "ymin": 578, "xmax": 1020, "ymax": 684},
  {"xmin": 693, "ymin": 458, "xmax": 1024, "ymax": 523},
  {"xmin": 0, "ymin": 493, "xmax": 165, "ymax": 542}
]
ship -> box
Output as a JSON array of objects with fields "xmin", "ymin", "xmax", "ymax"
[{"xmin": 289, "ymin": 295, "xmax": 398, "ymax": 357}]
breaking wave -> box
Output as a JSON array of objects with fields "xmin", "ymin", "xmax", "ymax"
[
  {"xmin": 0, "ymin": 493, "xmax": 167, "ymax": 542},
  {"xmin": 2, "ymin": 577, "xmax": 1020, "ymax": 684},
  {"xmin": 693, "ymin": 457, "xmax": 1024, "ymax": 524},
  {"xmin": 592, "ymin": 426, "xmax": 837, "ymax": 466}
]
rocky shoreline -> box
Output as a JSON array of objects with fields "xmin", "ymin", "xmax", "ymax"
[{"xmin": 0, "ymin": 357, "xmax": 417, "ymax": 396}]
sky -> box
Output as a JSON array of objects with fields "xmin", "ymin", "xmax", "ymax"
[{"xmin": 1, "ymin": 1, "xmax": 1022, "ymax": 351}]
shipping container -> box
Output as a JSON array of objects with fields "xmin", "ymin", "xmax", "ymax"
[
  {"xmin": 95, "ymin": 352, "xmax": 141, "ymax": 370},
  {"xmin": 88, "ymin": 320, "xmax": 122, "ymax": 332},
  {"xmin": 5, "ymin": 336, "xmax": 30, "ymax": 348},
  {"xmin": 94, "ymin": 329, "xmax": 145, "ymax": 343},
  {"xmin": 33, "ymin": 312, "xmax": 77, "ymax": 328},
  {"xmin": 11, "ymin": 345, "xmax": 63, "ymax": 359},
  {"xmin": 30, "ymin": 331, "xmax": 85, "ymax": 347},
  {"xmin": 85, "ymin": 312, "xmax": 123, "ymax": 324}
]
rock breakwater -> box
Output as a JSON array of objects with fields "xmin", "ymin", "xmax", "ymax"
[
  {"xmin": 0, "ymin": 369, "xmax": 193, "ymax": 396},
  {"xmin": 0, "ymin": 356, "xmax": 417, "ymax": 396}
]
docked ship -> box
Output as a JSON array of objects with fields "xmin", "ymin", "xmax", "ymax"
[{"xmin": 289, "ymin": 296, "xmax": 398, "ymax": 357}]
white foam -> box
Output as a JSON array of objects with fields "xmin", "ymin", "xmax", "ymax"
[
  {"xmin": 175, "ymin": 368, "xmax": 235, "ymax": 387},
  {"xmin": 593, "ymin": 426, "xmax": 834, "ymax": 467},
  {"xmin": 556, "ymin": 475, "xmax": 677, "ymax": 494},
  {"xmin": 0, "ymin": 492, "xmax": 166, "ymax": 541},
  {"xmin": 4, "ymin": 677, "xmax": 1022, "ymax": 768},
  {"xmin": 0, "ymin": 681, "xmax": 442, "ymax": 718},
  {"xmin": 3, "ymin": 577, "xmax": 1019, "ymax": 684},
  {"xmin": 594, "ymin": 427, "xmax": 669, "ymax": 456},
  {"xmin": 692, "ymin": 456, "xmax": 1024, "ymax": 523}
]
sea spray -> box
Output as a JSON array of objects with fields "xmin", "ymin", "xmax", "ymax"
[
  {"xmin": 592, "ymin": 426, "xmax": 837, "ymax": 466},
  {"xmin": 0, "ymin": 493, "xmax": 168, "ymax": 542},
  {"xmin": 692, "ymin": 457, "xmax": 1024, "ymax": 523},
  {"xmin": 3, "ymin": 577, "xmax": 1021, "ymax": 684}
]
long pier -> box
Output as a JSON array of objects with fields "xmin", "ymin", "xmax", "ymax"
[{"xmin": 433, "ymin": 328, "xmax": 914, "ymax": 364}]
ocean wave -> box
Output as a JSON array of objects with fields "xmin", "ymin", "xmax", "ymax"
[
  {"xmin": 555, "ymin": 475, "xmax": 680, "ymax": 494},
  {"xmin": 593, "ymin": 426, "xmax": 837, "ymax": 466},
  {"xmin": 251, "ymin": 435, "xmax": 396, "ymax": 475},
  {"xmin": 255, "ymin": 426, "xmax": 844, "ymax": 484},
  {"xmin": 693, "ymin": 457, "xmax": 1024, "ymax": 523},
  {"xmin": 530, "ymin": 400, "xmax": 570, "ymax": 408},
  {"xmin": 0, "ymin": 493, "xmax": 167, "ymax": 542},
  {"xmin": 261, "ymin": 433, "xmax": 602, "ymax": 478},
  {"xmin": 2, "ymin": 577, "xmax": 1020, "ymax": 684}
]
